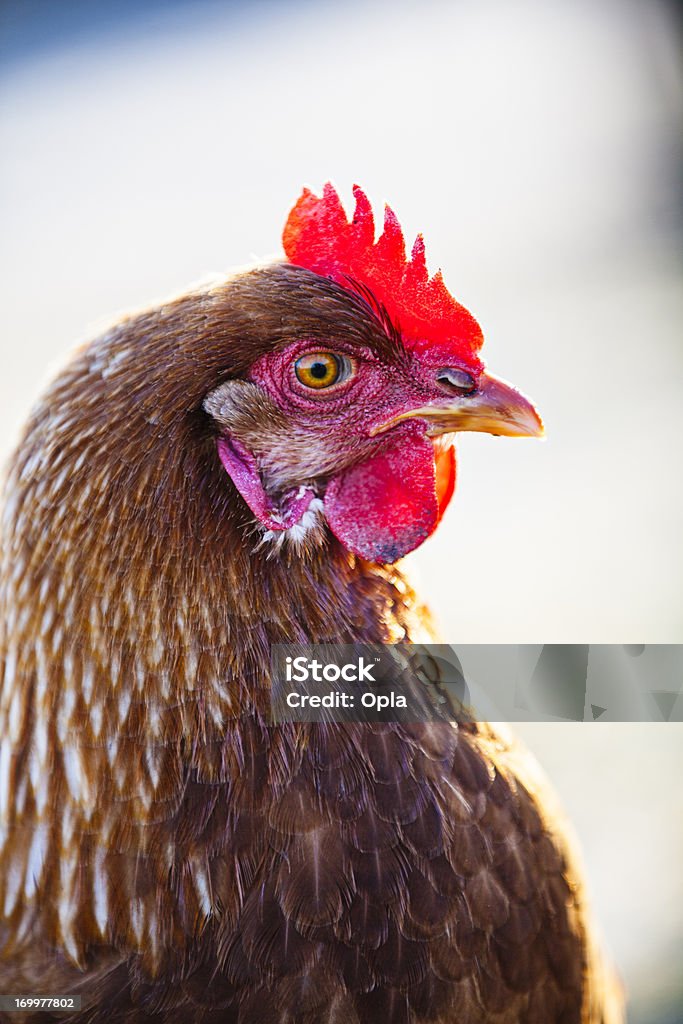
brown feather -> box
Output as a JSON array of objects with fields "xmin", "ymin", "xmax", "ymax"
[{"xmin": 0, "ymin": 264, "xmax": 623, "ymax": 1022}]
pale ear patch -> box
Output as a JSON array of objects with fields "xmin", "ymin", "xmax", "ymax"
[{"xmin": 203, "ymin": 379, "xmax": 288, "ymax": 435}]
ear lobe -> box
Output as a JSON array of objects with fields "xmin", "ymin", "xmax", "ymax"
[
  {"xmin": 216, "ymin": 435, "xmax": 316, "ymax": 531},
  {"xmin": 206, "ymin": 381, "xmax": 317, "ymax": 532}
]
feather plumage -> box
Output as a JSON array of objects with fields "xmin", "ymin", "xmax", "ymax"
[{"xmin": 0, "ymin": 217, "xmax": 622, "ymax": 1021}]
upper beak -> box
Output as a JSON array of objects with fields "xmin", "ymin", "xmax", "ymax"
[{"xmin": 371, "ymin": 372, "xmax": 544, "ymax": 439}]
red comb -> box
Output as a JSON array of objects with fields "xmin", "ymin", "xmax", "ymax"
[{"xmin": 282, "ymin": 183, "xmax": 483, "ymax": 368}]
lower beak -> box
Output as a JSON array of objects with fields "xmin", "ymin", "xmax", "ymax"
[{"xmin": 371, "ymin": 372, "xmax": 544, "ymax": 439}]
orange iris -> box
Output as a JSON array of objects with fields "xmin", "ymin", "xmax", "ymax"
[{"xmin": 294, "ymin": 352, "xmax": 342, "ymax": 389}]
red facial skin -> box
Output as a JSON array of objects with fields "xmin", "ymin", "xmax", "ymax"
[
  {"xmin": 248, "ymin": 338, "xmax": 482, "ymax": 441},
  {"xmin": 236, "ymin": 338, "xmax": 479, "ymax": 562}
]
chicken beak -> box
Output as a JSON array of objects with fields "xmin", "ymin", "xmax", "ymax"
[{"xmin": 371, "ymin": 373, "xmax": 544, "ymax": 439}]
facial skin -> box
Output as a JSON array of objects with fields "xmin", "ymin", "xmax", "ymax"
[{"xmin": 203, "ymin": 267, "xmax": 542, "ymax": 563}]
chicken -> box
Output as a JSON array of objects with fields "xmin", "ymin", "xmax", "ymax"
[{"xmin": 0, "ymin": 184, "xmax": 623, "ymax": 1023}]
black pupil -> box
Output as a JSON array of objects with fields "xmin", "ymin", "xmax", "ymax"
[{"xmin": 310, "ymin": 361, "xmax": 330, "ymax": 379}]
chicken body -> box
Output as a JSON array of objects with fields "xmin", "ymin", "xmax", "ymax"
[{"xmin": 0, "ymin": 256, "xmax": 623, "ymax": 1022}]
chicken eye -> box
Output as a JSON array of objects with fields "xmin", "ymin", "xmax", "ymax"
[{"xmin": 294, "ymin": 352, "xmax": 352, "ymax": 390}]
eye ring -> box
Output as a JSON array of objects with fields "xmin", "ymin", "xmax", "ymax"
[{"xmin": 294, "ymin": 352, "xmax": 355, "ymax": 390}]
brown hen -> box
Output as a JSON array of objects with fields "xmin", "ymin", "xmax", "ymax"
[{"xmin": 0, "ymin": 186, "xmax": 623, "ymax": 1022}]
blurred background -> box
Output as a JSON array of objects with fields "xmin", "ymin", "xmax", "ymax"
[{"xmin": 0, "ymin": 0, "xmax": 681, "ymax": 1019}]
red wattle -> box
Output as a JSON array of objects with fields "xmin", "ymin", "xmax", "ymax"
[
  {"xmin": 324, "ymin": 422, "xmax": 453, "ymax": 564},
  {"xmin": 434, "ymin": 443, "xmax": 456, "ymax": 522}
]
